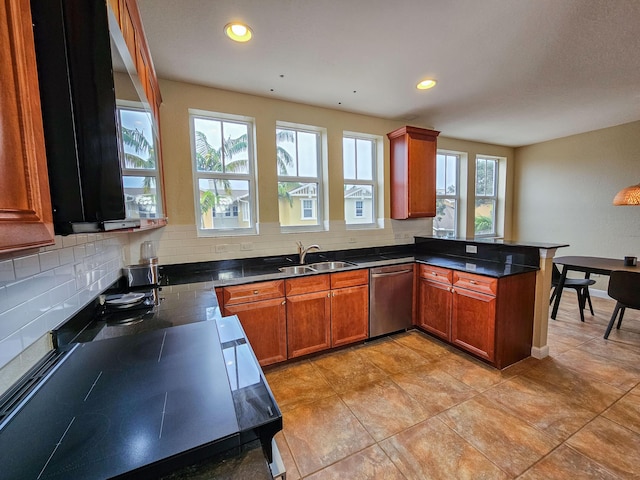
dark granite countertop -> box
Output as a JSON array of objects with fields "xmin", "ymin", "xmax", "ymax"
[{"xmin": 415, "ymin": 254, "xmax": 538, "ymax": 278}]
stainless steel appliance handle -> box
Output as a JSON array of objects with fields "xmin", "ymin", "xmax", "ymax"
[{"xmin": 371, "ymin": 269, "xmax": 413, "ymax": 278}]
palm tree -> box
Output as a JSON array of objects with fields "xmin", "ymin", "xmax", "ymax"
[{"xmin": 122, "ymin": 126, "xmax": 156, "ymax": 193}]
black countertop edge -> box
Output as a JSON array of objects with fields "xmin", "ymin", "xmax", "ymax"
[
  {"xmin": 414, "ymin": 236, "xmax": 570, "ymax": 250},
  {"xmin": 414, "ymin": 254, "xmax": 539, "ymax": 278}
]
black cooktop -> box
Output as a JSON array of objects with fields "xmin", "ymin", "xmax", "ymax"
[{"xmin": 0, "ymin": 308, "xmax": 282, "ymax": 478}]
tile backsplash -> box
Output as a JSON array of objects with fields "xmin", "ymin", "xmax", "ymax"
[{"xmin": 0, "ymin": 233, "xmax": 128, "ymax": 394}]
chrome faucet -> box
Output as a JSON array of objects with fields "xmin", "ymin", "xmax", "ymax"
[{"xmin": 297, "ymin": 241, "xmax": 320, "ymax": 264}]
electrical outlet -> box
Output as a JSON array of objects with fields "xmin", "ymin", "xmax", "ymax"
[
  {"xmin": 403, "ymin": 233, "xmax": 410, "ymax": 239},
  {"xmin": 215, "ymin": 244, "xmax": 228, "ymax": 253},
  {"xmin": 394, "ymin": 233, "xmax": 402, "ymax": 240},
  {"xmin": 348, "ymin": 237, "xmax": 357, "ymax": 243},
  {"xmin": 241, "ymin": 242, "xmax": 253, "ymax": 251},
  {"xmin": 465, "ymin": 245, "xmax": 478, "ymax": 254}
]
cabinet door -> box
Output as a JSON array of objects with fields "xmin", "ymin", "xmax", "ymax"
[
  {"xmin": 387, "ymin": 126, "xmax": 439, "ymax": 219},
  {"xmin": 452, "ymin": 288, "xmax": 496, "ymax": 362},
  {"xmin": 224, "ymin": 298, "xmax": 287, "ymax": 367},
  {"xmin": 287, "ymin": 291, "xmax": 331, "ymax": 358},
  {"xmin": 0, "ymin": 0, "xmax": 54, "ymax": 252},
  {"xmin": 331, "ymin": 285, "xmax": 369, "ymax": 347},
  {"xmin": 418, "ymin": 278, "xmax": 452, "ymax": 341}
]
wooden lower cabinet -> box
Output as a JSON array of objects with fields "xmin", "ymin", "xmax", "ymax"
[
  {"xmin": 451, "ymin": 287, "xmax": 496, "ymax": 362},
  {"xmin": 417, "ymin": 264, "xmax": 536, "ymax": 368},
  {"xmin": 417, "ymin": 277, "xmax": 452, "ymax": 341},
  {"xmin": 222, "ymin": 280, "xmax": 287, "ymax": 367},
  {"xmin": 286, "ymin": 290, "xmax": 331, "ymax": 358},
  {"xmin": 331, "ymin": 284, "xmax": 369, "ymax": 347}
]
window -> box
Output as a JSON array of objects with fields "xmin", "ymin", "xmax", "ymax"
[
  {"xmin": 276, "ymin": 125, "xmax": 323, "ymax": 229},
  {"xmin": 475, "ymin": 156, "xmax": 498, "ymax": 236},
  {"xmin": 190, "ymin": 112, "xmax": 256, "ymax": 234},
  {"xmin": 343, "ymin": 134, "xmax": 376, "ymax": 225},
  {"xmin": 301, "ymin": 199, "xmax": 315, "ymax": 219},
  {"xmin": 434, "ymin": 152, "xmax": 459, "ymax": 237},
  {"xmin": 117, "ymin": 106, "xmax": 162, "ymax": 219}
]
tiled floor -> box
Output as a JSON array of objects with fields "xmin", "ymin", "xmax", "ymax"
[{"xmin": 265, "ymin": 294, "xmax": 640, "ymax": 479}]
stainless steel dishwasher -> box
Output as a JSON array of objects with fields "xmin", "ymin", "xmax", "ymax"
[{"xmin": 369, "ymin": 263, "xmax": 415, "ymax": 337}]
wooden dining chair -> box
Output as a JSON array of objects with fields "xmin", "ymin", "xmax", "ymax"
[
  {"xmin": 549, "ymin": 264, "xmax": 595, "ymax": 322},
  {"xmin": 604, "ymin": 270, "xmax": 640, "ymax": 339}
]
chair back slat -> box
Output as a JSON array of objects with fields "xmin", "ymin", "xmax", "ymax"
[{"xmin": 607, "ymin": 270, "xmax": 640, "ymax": 309}]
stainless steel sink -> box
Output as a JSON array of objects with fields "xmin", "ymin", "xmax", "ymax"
[
  {"xmin": 278, "ymin": 265, "xmax": 315, "ymax": 275},
  {"xmin": 306, "ymin": 261, "xmax": 356, "ymax": 271}
]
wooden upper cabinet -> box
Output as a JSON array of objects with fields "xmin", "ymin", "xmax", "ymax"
[
  {"xmin": 107, "ymin": 0, "xmax": 162, "ymax": 122},
  {"xmin": 0, "ymin": 0, "xmax": 54, "ymax": 253},
  {"xmin": 387, "ymin": 126, "xmax": 440, "ymax": 219}
]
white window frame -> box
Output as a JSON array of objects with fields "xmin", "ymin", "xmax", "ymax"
[
  {"xmin": 189, "ymin": 109, "xmax": 257, "ymax": 236},
  {"xmin": 434, "ymin": 151, "xmax": 459, "ymax": 238},
  {"xmin": 343, "ymin": 132, "xmax": 378, "ymax": 228},
  {"xmin": 116, "ymin": 102, "xmax": 163, "ymax": 219},
  {"xmin": 474, "ymin": 156, "xmax": 499, "ymax": 237},
  {"xmin": 301, "ymin": 199, "xmax": 316, "ymax": 220},
  {"xmin": 276, "ymin": 122, "xmax": 324, "ymax": 232}
]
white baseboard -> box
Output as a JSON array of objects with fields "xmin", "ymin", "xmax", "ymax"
[{"xmin": 531, "ymin": 345, "xmax": 549, "ymax": 359}]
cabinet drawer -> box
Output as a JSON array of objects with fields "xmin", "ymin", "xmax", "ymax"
[
  {"xmin": 286, "ymin": 274, "xmax": 330, "ymax": 296},
  {"xmin": 419, "ymin": 264, "xmax": 452, "ymax": 284},
  {"xmin": 330, "ymin": 269, "xmax": 369, "ymax": 289},
  {"xmin": 223, "ymin": 280, "xmax": 285, "ymax": 305},
  {"xmin": 453, "ymin": 271, "xmax": 497, "ymax": 296}
]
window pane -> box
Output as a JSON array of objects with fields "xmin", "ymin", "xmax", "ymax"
[
  {"xmin": 119, "ymin": 109, "xmax": 156, "ymax": 170},
  {"xmin": 276, "ymin": 128, "xmax": 297, "ymax": 176},
  {"xmin": 198, "ymin": 178, "xmax": 251, "ymax": 230},
  {"xmin": 356, "ymin": 139, "xmax": 373, "ymax": 180},
  {"xmin": 476, "ymin": 158, "xmax": 486, "ymax": 196},
  {"xmin": 433, "ymin": 198, "xmax": 456, "ymax": 238},
  {"xmin": 485, "ymin": 159, "xmax": 496, "ymax": 196},
  {"xmin": 475, "ymin": 199, "xmax": 495, "ymax": 235},
  {"xmin": 123, "ymin": 175, "xmax": 157, "ymax": 218},
  {"xmin": 222, "ymin": 121, "xmax": 249, "ymax": 174},
  {"xmin": 194, "ymin": 118, "xmax": 249, "ymax": 174},
  {"xmin": 297, "ymin": 131, "xmax": 318, "ymax": 177},
  {"xmin": 343, "ymin": 138, "xmax": 356, "ymax": 179},
  {"xmin": 445, "ymin": 155, "xmax": 457, "ymax": 195},
  {"xmin": 436, "ymin": 154, "xmax": 446, "ymax": 195},
  {"xmin": 278, "ymin": 182, "xmax": 318, "ymax": 226},
  {"xmin": 344, "ymin": 184, "xmax": 373, "ymax": 224}
]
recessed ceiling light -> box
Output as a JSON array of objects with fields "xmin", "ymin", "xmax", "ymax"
[
  {"xmin": 417, "ymin": 79, "xmax": 437, "ymax": 90},
  {"xmin": 224, "ymin": 22, "xmax": 253, "ymax": 42}
]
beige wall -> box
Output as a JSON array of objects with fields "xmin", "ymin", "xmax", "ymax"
[
  {"xmin": 134, "ymin": 78, "xmax": 517, "ymax": 265},
  {"xmin": 513, "ymin": 120, "xmax": 640, "ymax": 289}
]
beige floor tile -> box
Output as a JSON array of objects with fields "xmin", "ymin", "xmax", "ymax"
[
  {"xmin": 380, "ymin": 417, "xmax": 509, "ymax": 480},
  {"xmin": 391, "ymin": 330, "xmax": 455, "ymax": 361},
  {"xmin": 305, "ymin": 445, "xmax": 405, "ymax": 480},
  {"xmin": 517, "ymin": 445, "xmax": 619, "ymax": 480},
  {"xmin": 340, "ymin": 377, "xmax": 429, "ymax": 441},
  {"xmin": 360, "ymin": 337, "xmax": 431, "ymax": 375},
  {"xmin": 602, "ymin": 385, "xmax": 640, "ymax": 435},
  {"xmin": 441, "ymin": 354, "xmax": 511, "ymax": 391},
  {"xmin": 567, "ymin": 416, "xmax": 640, "ymax": 478},
  {"xmin": 439, "ymin": 395, "xmax": 558, "ymax": 476},
  {"xmin": 553, "ymin": 348, "xmax": 640, "ymax": 391},
  {"xmin": 265, "ymin": 361, "xmax": 334, "ymax": 412},
  {"xmin": 312, "ymin": 348, "xmax": 388, "ymax": 394},
  {"xmin": 483, "ymin": 375, "xmax": 601, "ymax": 442},
  {"xmin": 391, "ymin": 364, "xmax": 477, "ymax": 417},
  {"xmin": 283, "ymin": 395, "xmax": 375, "ymax": 477}
]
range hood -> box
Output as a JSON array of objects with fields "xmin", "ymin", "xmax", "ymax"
[{"xmin": 31, "ymin": 0, "xmax": 127, "ymax": 235}]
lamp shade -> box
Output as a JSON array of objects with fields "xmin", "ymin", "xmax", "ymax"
[{"xmin": 613, "ymin": 183, "xmax": 640, "ymax": 205}]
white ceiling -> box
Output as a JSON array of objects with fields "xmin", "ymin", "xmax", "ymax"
[{"xmin": 137, "ymin": 0, "xmax": 640, "ymax": 147}]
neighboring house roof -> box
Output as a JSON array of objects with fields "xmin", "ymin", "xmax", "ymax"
[
  {"xmin": 344, "ymin": 186, "xmax": 372, "ymax": 199},
  {"xmin": 288, "ymin": 183, "xmax": 316, "ymax": 197}
]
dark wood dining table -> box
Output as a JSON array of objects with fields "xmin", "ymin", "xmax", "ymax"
[{"xmin": 551, "ymin": 255, "xmax": 639, "ymax": 319}]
